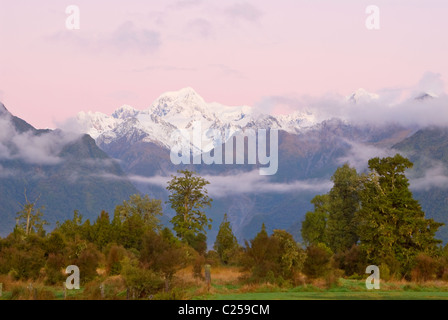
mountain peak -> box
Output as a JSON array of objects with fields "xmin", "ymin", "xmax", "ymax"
[
  {"xmin": 347, "ymin": 88, "xmax": 379, "ymax": 103},
  {"xmin": 0, "ymin": 102, "xmax": 9, "ymax": 116},
  {"xmin": 415, "ymin": 92, "xmax": 438, "ymax": 101},
  {"xmin": 156, "ymin": 87, "xmax": 205, "ymax": 104},
  {"xmin": 150, "ymin": 87, "xmax": 210, "ymax": 118},
  {"xmin": 112, "ymin": 104, "xmax": 138, "ymax": 119}
]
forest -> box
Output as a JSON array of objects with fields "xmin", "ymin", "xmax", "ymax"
[{"xmin": 1, "ymin": 154, "xmax": 448, "ymax": 300}]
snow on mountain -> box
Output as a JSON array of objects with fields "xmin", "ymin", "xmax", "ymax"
[
  {"xmin": 74, "ymin": 88, "xmax": 319, "ymax": 152},
  {"xmin": 76, "ymin": 111, "xmax": 120, "ymax": 140},
  {"xmin": 347, "ymin": 88, "xmax": 379, "ymax": 104}
]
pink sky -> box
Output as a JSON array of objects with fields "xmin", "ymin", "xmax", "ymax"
[{"xmin": 1, "ymin": 0, "xmax": 447, "ymax": 128}]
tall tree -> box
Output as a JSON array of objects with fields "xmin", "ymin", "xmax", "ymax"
[
  {"xmin": 214, "ymin": 213, "xmax": 239, "ymax": 264},
  {"xmin": 326, "ymin": 164, "xmax": 360, "ymax": 253},
  {"xmin": 355, "ymin": 154, "xmax": 443, "ymax": 275},
  {"xmin": 166, "ymin": 170, "xmax": 213, "ymax": 241},
  {"xmin": 91, "ymin": 211, "xmax": 114, "ymax": 250},
  {"xmin": 301, "ymin": 194, "xmax": 329, "ymax": 247},
  {"xmin": 16, "ymin": 192, "xmax": 48, "ymax": 236}
]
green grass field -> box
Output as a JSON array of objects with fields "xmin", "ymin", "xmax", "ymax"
[
  {"xmin": 3, "ymin": 276, "xmax": 448, "ymax": 300},
  {"xmin": 208, "ymin": 291, "xmax": 448, "ymax": 300},
  {"xmin": 195, "ymin": 278, "xmax": 448, "ymax": 300}
]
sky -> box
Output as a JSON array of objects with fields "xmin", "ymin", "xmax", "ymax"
[{"xmin": 1, "ymin": 0, "xmax": 448, "ymax": 129}]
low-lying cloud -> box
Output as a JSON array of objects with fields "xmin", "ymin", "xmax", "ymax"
[
  {"xmin": 337, "ymin": 140, "xmax": 397, "ymax": 173},
  {"xmin": 258, "ymin": 72, "xmax": 448, "ymax": 127},
  {"xmin": 409, "ymin": 162, "xmax": 448, "ymax": 191},
  {"xmin": 101, "ymin": 170, "xmax": 332, "ymax": 198},
  {"xmin": 0, "ymin": 116, "xmax": 80, "ymax": 165}
]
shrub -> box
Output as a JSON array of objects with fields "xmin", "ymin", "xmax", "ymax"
[
  {"xmin": 192, "ymin": 255, "xmax": 205, "ymax": 280},
  {"xmin": 121, "ymin": 257, "xmax": 164, "ymax": 299},
  {"xmin": 73, "ymin": 243, "xmax": 104, "ymax": 283},
  {"xmin": 106, "ymin": 245, "xmax": 127, "ymax": 276},
  {"xmin": 411, "ymin": 253, "xmax": 437, "ymax": 282},
  {"xmin": 241, "ymin": 225, "xmax": 304, "ymax": 283},
  {"xmin": 303, "ymin": 243, "xmax": 332, "ymax": 279},
  {"xmin": 44, "ymin": 253, "xmax": 66, "ymax": 285},
  {"xmin": 333, "ymin": 244, "xmax": 367, "ymax": 276}
]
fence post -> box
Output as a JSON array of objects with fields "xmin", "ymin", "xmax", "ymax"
[{"xmin": 204, "ymin": 264, "xmax": 211, "ymax": 291}]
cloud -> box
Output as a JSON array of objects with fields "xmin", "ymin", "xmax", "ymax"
[
  {"xmin": 132, "ymin": 63, "xmax": 244, "ymax": 80},
  {"xmin": 109, "ymin": 21, "xmax": 161, "ymax": 54},
  {"xmin": 0, "ymin": 116, "xmax": 80, "ymax": 165},
  {"xmin": 186, "ymin": 18, "xmax": 213, "ymax": 38},
  {"xmin": 47, "ymin": 21, "xmax": 161, "ymax": 54},
  {"xmin": 225, "ymin": 2, "xmax": 262, "ymax": 22},
  {"xmin": 132, "ymin": 65, "xmax": 197, "ymax": 73},
  {"xmin": 337, "ymin": 141, "xmax": 397, "ymax": 172},
  {"xmin": 415, "ymin": 72, "xmax": 445, "ymax": 97},
  {"xmin": 209, "ymin": 64, "xmax": 245, "ymax": 79},
  {"xmin": 409, "ymin": 162, "xmax": 448, "ymax": 191},
  {"xmin": 256, "ymin": 73, "xmax": 448, "ymax": 127},
  {"xmin": 100, "ymin": 170, "xmax": 332, "ymax": 198},
  {"xmin": 169, "ymin": 0, "xmax": 203, "ymax": 10}
]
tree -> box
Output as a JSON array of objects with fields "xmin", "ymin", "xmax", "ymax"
[
  {"xmin": 303, "ymin": 243, "xmax": 333, "ymax": 279},
  {"xmin": 355, "ymin": 154, "xmax": 443, "ymax": 276},
  {"xmin": 16, "ymin": 192, "xmax": 48, "ymax": 236},
  {"xmin": 114, "ymin": 194, "xmax": 162, "ymax": 231},
  {"xmin": 56, "ymin": 210, "xmax": 84, "ymax": 241},
  {"xmin": 166, "ymin": 170, "xmax": 213, "ymax": 241},
  {"xmin": 301, "ymin": 194, "xmax": 329, "ymax": 247},
  {"xmin": 214, "ymin": 214, "xmax": 239, "ymax": 264},
  {"xmin": 326, "ymin": 164, "xmax": 360, "ymax": 253},
  {"xmin": 272, "ymin": 229, "xmax": 306, "ymax": 279},
  {"xmin": 91, "ymin": 211, "xmax": 114, "ymax": 250},
  {"xmin": 242, "ymin": 224, "xmax": 305, "ymax": 283},
  {"xmin": 141, "ymin": 230, "xmax": 186, "ymax": 291}
]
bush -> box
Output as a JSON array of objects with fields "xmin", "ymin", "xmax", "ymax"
[
  {"xmin": 303, "ymin": 244, "xmax": 332, "ymax": 279},
  {"xmin": 153, "ymin": 287, "xmax": 186, "ymax": 300},
  {"xmin": 333, "ymin": 244, "xmax": 367, "ymax": 276},
  {"xmin": 106, "ymin": 245, "xmax": 127, "ymax": 276},
  {"xmin": 241, "ymin": 226, "xmax": 305, "ymax": 283},
  {"xmin": 10, "ymin": 285, "xmax": 26, "ymax": 300},
  {"xmin": 121, "ymin": 257, "xmax": 164, "ymax": 299},
  {"xmin": 74, "ymin": 243, "xmax": 104, "ymax": 283},
  {"xmin": 83, "ymin": 276, "xmax": 127, "ymax": 300},
  {"xmin": 411, "ymin": 253, "xmax": 437, "ymax": 282},
  {"xmin": 45, "ymin": 253, "xmax": 66, "ymax": 285},
  {"xmin": 192, "ymin": 255, "xmax": 205, "ymax": 280}
]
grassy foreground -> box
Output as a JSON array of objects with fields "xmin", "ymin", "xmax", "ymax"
[{"xmin": 2, "ymin": 267, "xmax": 448, "ymax": 300}]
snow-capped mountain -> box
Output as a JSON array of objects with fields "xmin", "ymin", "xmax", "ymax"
[
  {"xmin": 346, "ymin": 88, "xmax": 379, "ymax": 104},
  {"xmin": 75, "ymin": 87, "xmax": 317, "ymax": 153}
]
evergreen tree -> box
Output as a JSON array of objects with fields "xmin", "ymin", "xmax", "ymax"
[
  {"xmin": 214, "ymin": 214, "xmax": 239, "ymax": 264},
  {"xmin": 55, "ymin": 210, "xmax": 84, "ymax": 241},
  {"xmin": 166, "ymin": 170, "xmax": 212, "ymax": 242},
  {"xmin": 326, "ymin": 164, "xmax": 360, "ymax": 253},
  {"xmin": 301, "ymin": 194, "xmax": 329, "ymax": 246},
  {"xmin": 355, "ymin": 154, "xmax": 443, "ymax": 275},
  {"xmin": 91, "ymin": 211, "xmax": 114, "ymax": 250}
]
